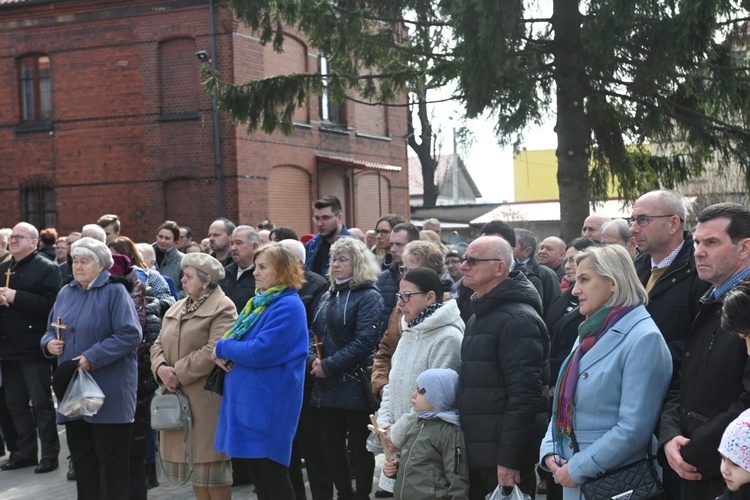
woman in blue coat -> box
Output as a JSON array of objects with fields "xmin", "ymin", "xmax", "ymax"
[
  {"xmin": 540, "ymin": 245, "xmax": 672, "ymax": 499},
  {"xmin": 309, "ymin": 237, "xmax": 384, "ymax": 500},
  {"xmin": 212, "ymin": 243, "xmax": 308, "ymax": 500}
]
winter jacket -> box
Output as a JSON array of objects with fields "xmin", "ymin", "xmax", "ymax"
[
  {"xmin": 219, "ymin": 263, "xmax": 256, "ymax": 313},
  {"xmin": 153, "ymin": 244, "xmax": 184, "ymax": 291},
  {"xmin": 152, "ymin": 288, "xmax": 236, "ymax": 464},
  {"xmin": 372, "ymin": 307, "xmax": 404, "ymax": 401},
  {"xmin": 393, "ymin": 418, "xmax": 469, "ymax": 500},
  {"xmin": 41, "ymin": 270, "xmax": 142, "ymax": 424},
  {"xmin": 377, "ymin": 300, "xmax": 464, "ymax": 448},
  {"xmin": 539, "ymin": 305, "xmax": 672, "ymax": 500},
  {"xmin": 377, "ymin": 263, "xmax": 400, "ymax": 336},
  {"xmin": 634, "ymin": 231, "xmax": 711, "ymax": 379},
  {"xmin": 378, "ymin": 300, "xmax": 464, "ymax": 448},
  {"xmin": 527, "ymin": 257, "xmax": 561, "ymax": 320},
  {"xmin": 304, "ymin": 226, "xmax": 353, "ymax": 278},
  {"xmin": 309, "ymin": 281, "xmax": 384, "ymax": 411},
  {"xmin": 658, "ymin": 284, "xmax": 750, "ymax": 496},
  {"xmin": 0, "ymin": 252, "xmax": 62, "ymax": 361},
  {"xmin": 718, "ymin": 484, "xmax": 750, "ymax": 500},
  {"xmin": 544, "ymin": 289, "xmax": 584, "ymax": 387},
  {"xmin": 456, "ymin": 270, "xmax": 550, "ymax": 470},
  {"xmin": 214, "ymin": 288, "xmax": 307, "ymax": 466}
]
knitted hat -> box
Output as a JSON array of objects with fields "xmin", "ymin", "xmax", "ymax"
[
  {"xmin": 181, "ymin": 252, "xmax": 225, "ymax": 281},
  {"xmin": 415, "ymin": 368, "xmax": 459, "ymax": 411},
  {"xmin": 719, "ymin": 409, "xmax": 750, "ymax": 471},
  {"xmin": 71, "ymin": 237, "xmax": 114, "ymax": 269},
  {"xmin": 110, "ymin": 254, "xmax": 132, "ymax": 277}
]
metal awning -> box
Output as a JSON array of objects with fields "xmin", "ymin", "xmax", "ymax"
[{"xmin": 316, "ymin": 153, "xmax": 402, "ymax": 172}]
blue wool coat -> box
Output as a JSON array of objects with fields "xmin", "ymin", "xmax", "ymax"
[
  {"xmin": 41, "ymin": 271, "xmax": 142, "ymax": 424},
  {"xmin": 539, "ymin": 305, "xmax": 672, "ymax": 500},
  {"xmin": 214, "ymin": 288, "xmax": 308, "ymax": 467}
]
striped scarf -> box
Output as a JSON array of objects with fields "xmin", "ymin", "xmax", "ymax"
[
  {"xmin": 551, "ymin": 304, "xmax": 637, "ymax": 458},
  {"xmin": 222, "ymin": 285, "xmax": 287, "ymax": 340}
]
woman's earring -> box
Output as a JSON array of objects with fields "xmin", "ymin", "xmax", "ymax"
[{"xmin": 202, "ymin": 284, "xmax": 207, "ymax": 290}]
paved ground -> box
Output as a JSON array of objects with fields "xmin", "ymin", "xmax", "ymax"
[{"xmin": 0, "ymin": 425, "xmax": 385, "ymax": 499}]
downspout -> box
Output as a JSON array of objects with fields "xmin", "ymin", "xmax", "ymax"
[{"xmin": 210, "ymin": 0, "xmax": 223, "ymax": 217}]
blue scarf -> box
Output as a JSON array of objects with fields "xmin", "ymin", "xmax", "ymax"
[{"xmin": 223, "ymin": 285, "xmax": 286, "ymax": 340}]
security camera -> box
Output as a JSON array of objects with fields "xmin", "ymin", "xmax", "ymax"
[{"xmin": 195, "ymin": 50, "xmax": 210, "ymax": 62}]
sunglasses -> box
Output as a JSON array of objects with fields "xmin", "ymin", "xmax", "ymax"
[{"xmin": 464, "ymin": 256, "xmax": 501, "ymax": 268}]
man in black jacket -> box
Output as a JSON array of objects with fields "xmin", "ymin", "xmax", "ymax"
[
  {"xmin": 0, "ymin": 223, "xmax": 62, "ymax": 473},
  {"xmin": 456, "ymin": 235, "xmax": 550, "ymax": 499},
  {"xmin": 658, "ymin": 203, "xmax": 750, "ymax": 500},
  {"xmin": 219, "ymin": 225, "xmax": 260, "ymax": 313}
]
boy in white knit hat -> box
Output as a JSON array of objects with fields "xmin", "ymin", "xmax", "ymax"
[{"xmin": 718, "ymin": 409, "xmax": 750, "ymax": 499}]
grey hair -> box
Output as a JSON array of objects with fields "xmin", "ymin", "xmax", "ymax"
[
  {"xmin": 0, "ymin": 228, "xmax": 11, "ymax": 243},
  {"xmin": 329, "ymin": 237, "xmax": 380, "ymax": 288},
  {"xmin": 575, "ymin": 245, "xmax": 648, "ymax": 308},
  {"xmin": 234, "ymin": 225, "xmax": 261, "ymax": 245},
  {"xmin": 652, "ymin": 190, "xmax": 687, "ymax": 224},
  {"xmin": 601, "ymin": 219, "xmax": 632, "ymax": 244},
  {"xmin": 81, "ymin": 223, "xmax": 107, "ymax": 242},
  {"xmin": 279, "ymin": 239, "xmax": 306, "ymax": 264},
  {"xmin": 194, "ymin": 268, "xmax": 219, "ymax": 290},
  {"xmin": 514, "ymin": 228, "xmax": 537, "ymax": 254}
]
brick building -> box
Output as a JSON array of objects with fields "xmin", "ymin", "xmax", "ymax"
[{"xmin": 0, "ymin": 0, "xmax": 408, "ymax": 241}]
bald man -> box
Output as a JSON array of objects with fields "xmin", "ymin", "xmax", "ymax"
[{"xmin": 581, "ymin": 214, "xmax": 610, "ymax": 241}]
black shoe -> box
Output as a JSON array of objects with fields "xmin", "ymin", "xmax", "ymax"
[
  {"xmin": 34, "ymin": 458, "xmax": 59, "ymax": 474},
  {"xmin": 374, "ymin": 490, "xmax": 394, "ymax": 498},
  {"xmin": 145, "ymin": 463, "xmax": 159, "ymax": 489},
  {"xmin": 66, "ymin": 457, "xmax": 76, "ymax": 481},
  {"xmin": 1, "ymin": 456, "xmax": 38, "ymax": 471}
]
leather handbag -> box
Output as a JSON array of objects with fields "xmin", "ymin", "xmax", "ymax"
[
  {"xmin": 204, "ymin": 365, "xmax": 225, "ymax": 396},
  {"xmin": 579, "ymin": 439, "xmax": 666, "ymax": 500},
  {"xmin": 150, "ymin": 388, "xmax": 194, "ymax": 486},
  {"xmin": 151, "ymin": 390, "xmax": 191, "ymax": 431}
]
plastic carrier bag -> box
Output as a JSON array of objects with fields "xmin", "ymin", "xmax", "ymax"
[
  {"xmin": 486, "ymin": 485, "xmax": 532, "ymax": 500},
  {"xmin": 59, "ymin": 368, "xmax": 105, "ymax": 418}
]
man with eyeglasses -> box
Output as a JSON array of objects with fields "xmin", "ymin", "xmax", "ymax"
[
  {"xmin": 658, "ymin": 202, "xmax": 750, "ymax": 500},
  {"xmin": 0, "ymin": 222, "xmax": 62, "ymax": 474},
  {"xmin": 630, "ymin": 190, "xmax": 710, "ymax": 500},
  {"xmin": 455, "ymin": 235, "xmax": 549, "ymax": 500},
  {"xmin": 305, "ymin": 195, "xmax": 353, "ymax": 278},
  {"xmin": 376, "ymin": 222, "xmax": 420, "ymax": 337}
]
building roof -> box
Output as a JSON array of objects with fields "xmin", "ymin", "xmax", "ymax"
[
  {"xmin": 408, "ymin": 154, "xmax": 482, "ymax": 198},
  {"xmin": 316, "ymin": 153, "xmax": 401, "ymax": 172}
]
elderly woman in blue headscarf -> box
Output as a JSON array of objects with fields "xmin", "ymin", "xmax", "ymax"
[{"xmin": 212, "ymin": 243, "xmax": 308, "ymax": 500}]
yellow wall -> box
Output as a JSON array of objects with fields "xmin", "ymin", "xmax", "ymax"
[{"xmin": 513, "ymin": 149, "xmax": 560, "ymax": 201}]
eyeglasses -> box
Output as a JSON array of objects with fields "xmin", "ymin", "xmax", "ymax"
[
  {"xmin": 332, "ymin": 257, "xmax": 351, "ymax": 265},
  {"xmin": 313, "ymin": 215, "xmax": 336, "ymax": 223},
  {"xmin": 9, "ymin": 235, "xmax": 33, "ymax": 241},
  {"xmin": 375, "ymin": 229, "xmax": 390, "ymax": 236},
  {"xmin": 626, "ymin": 214, "xmax": 676, "ymax": 227},
  {"xmin": 464, "ymin": 256, "xmax": 501, "ymax": 268},
  {"xmin": 395, "ymin": 291, "xmax": 427, "ymax": 303}
]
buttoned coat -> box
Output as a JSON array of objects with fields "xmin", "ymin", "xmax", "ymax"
[
  {"xmin": 539, "ymin": 305, "xmax": 672, "ymax": 500},
  {"xmin": 150, "ymin": 287, "xmax": 237, "ymax": 464}
]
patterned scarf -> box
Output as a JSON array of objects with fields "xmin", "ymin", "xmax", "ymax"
[
  {"xmin": 407, "ymin": 303, "xmax": 442, "ymax": 328},
  {"xmin": 180, "ymin": 289, "xmax": 213, "ymax": 317},
  {"xmin": 222, "ymin": 285, "xmax": 286, "ymax": 340},
  {"xmin": 552, "ymin": 304, "xmax": 637, "ymax": 457}
]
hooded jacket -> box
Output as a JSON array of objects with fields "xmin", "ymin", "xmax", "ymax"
[
  {"xmin": 456, "ymin": 270, "xmax": 550, "ymax": 470},
  {"xmin": 377, "ymin": 300, "xmax": 464, "ymax": 448}
]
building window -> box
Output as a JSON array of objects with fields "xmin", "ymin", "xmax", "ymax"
[
  {"xmin": 319, "ymin": 56, "xmax": 346, "ymax": 125},
  {"xmin": 19, "ymin": 55, "xmax": 52, "ymax": 123},
  {"xmin": 22, "ymin": 185, "xmax": 56, "ymax": 229}
]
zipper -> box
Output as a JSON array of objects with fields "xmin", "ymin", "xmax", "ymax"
[{"xmin": 399, "ymin": 421, "xmax": 425, "ymax": 499}]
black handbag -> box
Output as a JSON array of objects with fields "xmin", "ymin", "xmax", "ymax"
[
  {"xmin": 576, "ymin": 432, "xmax": 666, "ymax": 500},
  {"xmin": 204, "ymin": 365, "xmax": 225, "ymax": 396}
]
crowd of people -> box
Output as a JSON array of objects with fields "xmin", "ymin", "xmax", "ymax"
[{"xmin": 0, "ymin": 190, "xmax": 749, "ymax": 500}]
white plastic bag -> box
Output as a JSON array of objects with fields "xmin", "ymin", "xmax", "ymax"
[
  {"xmin": 485, "ymin": 485, "xmax": 531, "ymax": 500},
  {"xmin": 59, "ymin": 368, "xmax": 105, "ymax": 418}
]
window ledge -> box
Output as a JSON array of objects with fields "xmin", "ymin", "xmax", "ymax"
[
  {"xmin": 355, "ymin": 132, "xmax": 392, "ymax": 142},
  {"xmin": 15, "ymin": 121, "xmax": 53, "ymax": 134},
  {"xmin": 320, "ymin": 124, "xmax": 350, "ymax": 135},
  {"xmin": 158, "ymin": 111, "xmax": 200, "ymax": 122}
]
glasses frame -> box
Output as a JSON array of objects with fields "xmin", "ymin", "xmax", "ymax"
[
  {"xmin": 626, "ymin": 214, "xmax": 676, "ymax": 227},
  {"xmin": 395, "ymin": 291, "xmax": 427, "ymax": 303},
  {"xmin": 9, "ymin": 234, "xmax": 34, "ymax": 241},
  {"xmin": 464, "ymin": 256, "xmax": 502, "ymax": 268},
  {"xmin": 375, "ymin": 229, "xmax": 391, "ymax": 236},
  {"xmin": 331, "ymin": 257, "xmax": 352, "ymax": 265}
]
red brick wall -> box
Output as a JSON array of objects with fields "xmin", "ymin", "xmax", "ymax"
[{"xmin": 0, "ymin": 0, "xmax": 408, "ymax": 243}]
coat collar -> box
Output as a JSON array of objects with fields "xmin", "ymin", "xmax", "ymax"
[
  {"xmin": 578, "ymin": 305, "xmax": 651, "ymax": 371},
  {"xmin": 165, "ymin": 287, "xmax": 228, "ymax": 319}
]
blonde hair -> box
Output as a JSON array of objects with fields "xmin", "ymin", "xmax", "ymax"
[
  {"xmin": 575, "ymin": 245, "xmax": 648, "ymax": 308},
  {"xmin": 329, "ymin": 237, "xmax": 380, "ymax": 288}
]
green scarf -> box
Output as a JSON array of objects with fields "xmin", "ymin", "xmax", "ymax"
[{"xmin": 222, "ymin": 285, "xmax": 287, "ymax": 340}]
